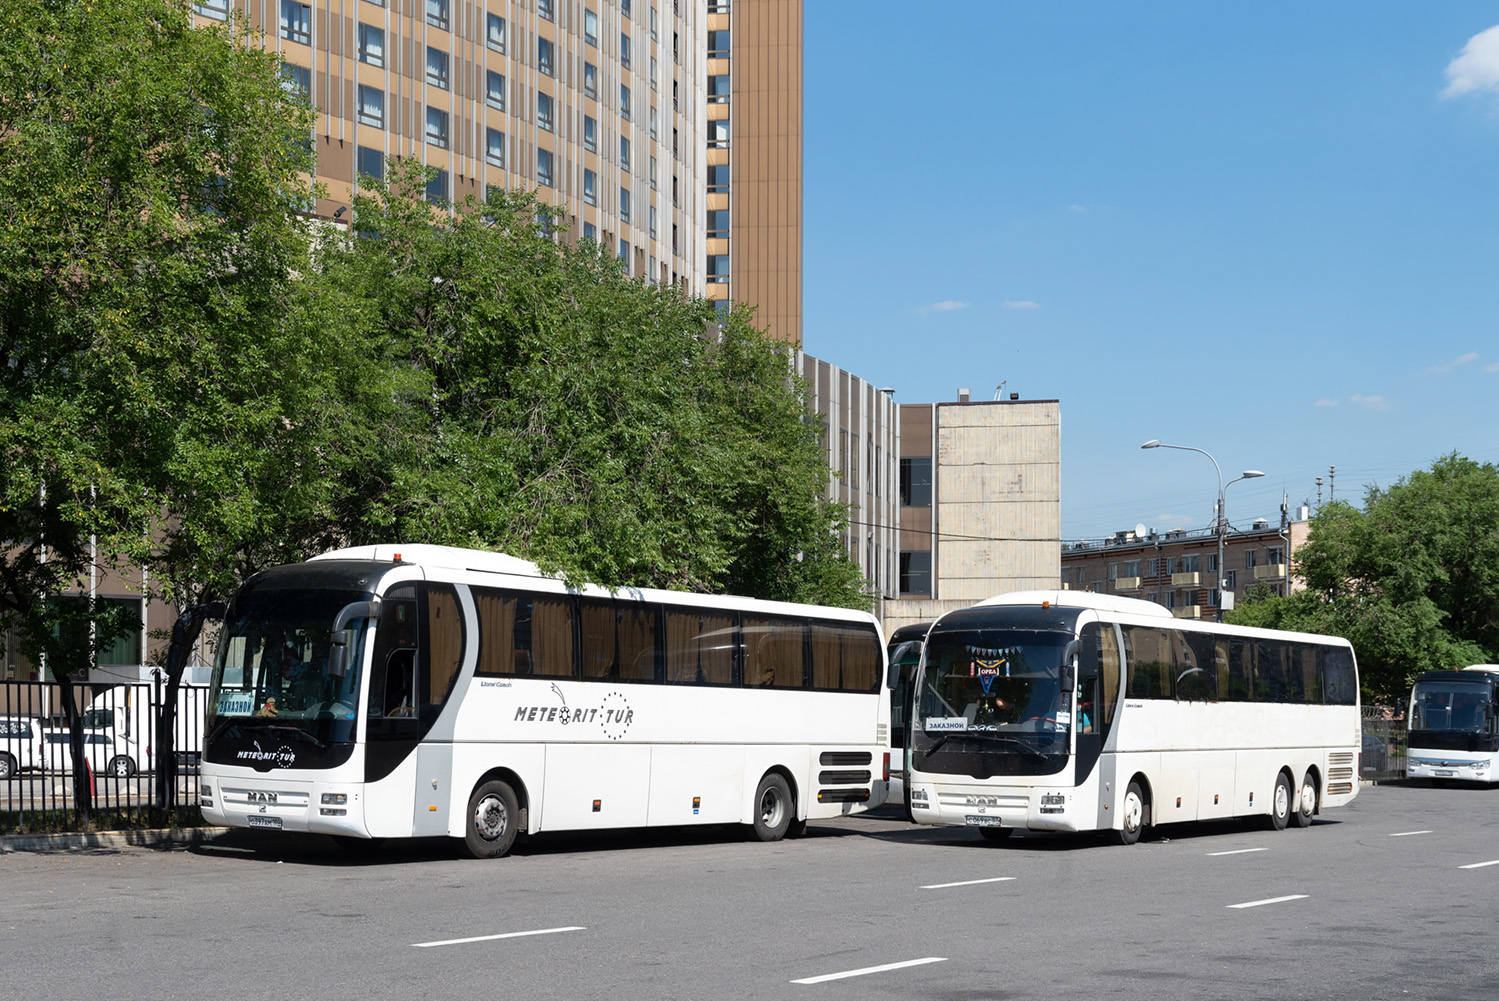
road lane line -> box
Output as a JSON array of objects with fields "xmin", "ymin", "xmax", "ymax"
[
  {"xmin": 920, "ymin": 876, "xmax": 1017, "ymax": 889},
  {"xmin": 1459, "ymin": 859, "xmax": 1499, "ymax": 870},
  {"xmin": 792, "ymin": 957, "xmax": 947, "ymax": 985},
  {"xmin": 1227, "ymin": 895, "xmax": 1308, "ymax": 909},
  {"xmin": 1390, "ymin": 831, "xmax": 1433, "ymax": 837},
  {"xmin": 413, "ymin": 926, "xmax": 585, "ymax": 948},
  {"xmin": 1206, "ymin": 848, "xmax": 1268, "ymax": 856}
]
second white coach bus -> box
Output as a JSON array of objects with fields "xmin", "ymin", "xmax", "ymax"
[
  {"xmin": 1406, "ymin": 666, "xmax": 1499, "ymax": 784},
  {"xmin": 200, "ymin": 545, "xmax": 889, "ymax": 857},
  {"xmin": 906, "ymin": 591, "xmax": 1361, "ymax": 844}
]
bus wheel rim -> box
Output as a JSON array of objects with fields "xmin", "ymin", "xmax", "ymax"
[
  {"xmin": 1123, "ymin": 790, "xmax": 1142, "ymax": 831},
  {"xmin": 474, "ymin": 795, "xmax": 508, "ymax": 841}
]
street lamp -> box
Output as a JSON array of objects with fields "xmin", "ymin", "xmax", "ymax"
[{"xmin": 1140, "ymin": 440, "xmax": 1263, "ymax": 614}]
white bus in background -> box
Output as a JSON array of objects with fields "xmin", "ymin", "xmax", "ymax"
[
  {"xmin": 1406, "ymin": 666, "xmax": 1499, "ymax": 784},
  {"xmin": 82, "ymin": 683, "xmax": 209, "ymax": 777},
  {"xmin": 200, "ymin": 545, "xmax": 890, "ymax": 858},
  {"xmin": 884, "ymin": 621, "xmax": 929, "ymax": 816},
  {"xmin": 906, "ymin": 591, "xmax": 1361, "ymax": 844}
]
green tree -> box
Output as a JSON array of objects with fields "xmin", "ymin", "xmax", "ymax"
[
  {"xmin": 320, "ymin": 163, "xmax": 869, "ymax": 607},
  {"xmin": 1226, "ymin": 454, "xmax": 1499, "ymax": 702},
  {"xmin": 0, "ymin": 0, "xmax": 320, "ymax": 809}
]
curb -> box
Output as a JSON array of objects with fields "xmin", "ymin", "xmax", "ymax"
[{"xmin": 0, "ymin": 827, "xmax": 230, "ymax": 854}]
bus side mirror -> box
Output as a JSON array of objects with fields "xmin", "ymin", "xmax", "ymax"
[
  {"xmin": 327, "ymin": 598, "xmax": 383, "ymax": 680},
  {"xmin": 1060, "ymin": 640, "xmax": 1079, "ymax": 692}
]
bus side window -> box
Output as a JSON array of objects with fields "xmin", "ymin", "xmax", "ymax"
[
  {"xmin": 1080, "ymin": 622, "xmax": 1120, "ymax": 735},
  {"xmin": 422, "ymin": 584, "xmax": 464, "ymax": 715}
]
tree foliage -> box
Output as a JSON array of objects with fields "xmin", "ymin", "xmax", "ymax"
[{"xmin": 1226, "ymin": 454, "xmax": 1499, "ymax": 702}]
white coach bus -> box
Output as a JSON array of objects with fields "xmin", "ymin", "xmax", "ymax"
[
  {"xmin": 200, "ymin": 545, "xmax": 889, "ymax": 857},
  {"xmin": 906, "ymin": 591, "xmax": 1361, "ymax": 844},
  {"xmin": 1406, "ymin": 666, "xmax": 1499, "ymax": 784}
]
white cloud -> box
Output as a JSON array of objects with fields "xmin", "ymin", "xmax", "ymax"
[
  {"xmin": 1002, "ymin": 300, "xmax": 1040, "ymax": 309},
  {"xmin": 1484, "ymin": 362, "xmax": 1499, "ymax": 373},
  {"xmin": 1067, "ymin": 204, "xmax": 1087, "ymax": 212},
  {"xmin": 1443, "ymin": 25, "xmax": 1499, "ymax": 98},
  {"xmin": 1350, "ymin": 393, "xmax": 1392, "ymax": 411},
  {"xmin": 1315, "ymin": 397, "xmax": 1339, "ymax": 407},
  {"xmin": 1427, "ymin": 351, "xmax": 1480, "ymax": 374},
  {"xmin": 920, "ymin": 300, "xmax": 969, "ymax": 313}
]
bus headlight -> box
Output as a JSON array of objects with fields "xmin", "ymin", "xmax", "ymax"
[
  {"xmin": 321, "ymin": 793, "xmax": 347, "ymax": 805},
  {"xmin": 201, "ymin": 785, "xmax": 213, "ymax": 807}
]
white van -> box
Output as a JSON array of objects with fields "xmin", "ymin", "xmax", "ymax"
[
  {"xmin": 0, "ymin": 716, "xmax": 43, "ymax": 779},
  {"xmin": 38, "ymin": 728, "xmax": 122, "ymax": 775},
  {"xmin": 81, "ymin": 684, "xmax": 208, "ymax": 777}
]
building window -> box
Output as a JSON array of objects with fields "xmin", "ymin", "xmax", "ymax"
[
  {"xmin": 584, "ymin": 62, "xmax": 597, "ymax": 98},
  {"xmin": 706, "ymin": 209, "xmax": 728, "ymax": 237},
  {"xmin": 1224, "ymin": 570, "xmax": 1237, "ymax": 589},
  {"xmin": 622, "ymin": 0, "xmax": 631, "ymax": 18},
  {"xmin": 537, "ymin": 148, "xmax": 554, "ymax": 187},
  {"xmin": 708, "ymin": 74, "xmax": 729, "ymax": 103},
  {"xmin": 649, "ymin": 5, "xmax": 657, "ymax": 40},
  {"xmin": 708, "ymin": 29, "xmax": 730, "ymax": 56},
  {"xmin": 194, "ymin": 0, "xmax": 230, "ymax": 19},
  {"xmin": 426, "ymin": 0, "xmax": 448, "ymax": 30},
  {"xmin": 707, "ymin": 118, "xmax": 729, "ymax": 148},
  {"xmin": 486, "ymin": 71, "xmax": 506, "ymax": 111},
  {"xmin": 538, "ymin": 0, "xmax": 554, "ymax": 20},
  {"xmin": 486, "ymin": 128, "xmax": 506, "ymax": 168},
  {"xmin": 1207, "ymin": 554, "xmax": 1218, "ymax": 573},
  {"xmin": 1125, "ymin": 560, "xmax": 1140, "ymax": 577},
  {"xmin": 358, "ymin": 23, "xmax": 385, "ymax": 66},
  {"xmin": 899, "ymin": 456, "xmax": 932, "ymax": 507},
  {"xmin": 1267, "ymin": 546, "xmax": 1285, "ymax": 565},
  {"xmin": 427, "ymin": 47, "xmax": 449, "ymax": 89},
  {"xmin": 1183, "ymin": 554, "xmax": 1199, "ymax": 573},
  {"xmin": 707, "ymin": 0, "xmax": 729, "ymax": 13},
  {"xmin": 649, "ymin": 155, "xmax": 657, "ymax": 189},
  {"xmin": 899, "ymin": 551, "xmax": 932, "ymax": 596},
  {"xmin": 649, "ymin": 204, "xmax": 657, "ymax": 239},
  {"xmin": 425, "ymin": 107, "xmax": 449, "ymax": 148},
  {"xmin": 707, "ymin": 254, "xmax": 729, "ymax": 283},
  {"xmin": 621, "ymin": 33, "xmax": 631, "ymax": 69},
  {"xmin": 650, "ymin": 105, "xmax": 658, "ymax": 140},
  {"xmin": 538, "ymin": 37, "xmax": 554, "ymax": 77},
  {"xmin": 584, "ymin": 9, "xmax": 598, "ymax": 46},
  {"xmin": 619, "ymin": 239, "xmax": 630, "ymax": 269},
  {"xmin": 280, "ymin": 1, "xmax": 311, "ymax": 44},
  {"xmin": 583, "ymin": 115, "xmax": 597, "ymax": 151},
  {"xmin": 583, "ymin": 169, "xmax": 597, "ymax": 205},
  {"xmin": 707, "ymin": 164, "xmax": 728, "ymax": 192},
  {"xmin": 357, "ymin": 85, "xmax": 384, "ymax": 127},
  {"xmin": 619, "ymin": 187, "xmax": 630, "ymax": 224},
  {"xmin": 356, "ymin": 145, "xmax": 384, "ymax": 182},
  {"xmin": 487, "ymin": 13, "xmax": 506, "ymax": 52},
  {"xmin": 620, "ymin": 136, "xmax": 630, "ymax": 172},
  {"xmin": 651, "ymin": 55, "xmax": 658, "ymax": 90},
  {"xmin": 584, "ymin": 221, "xmax": 597, "ymax": 241},
  {"xmin": 1245, "ymin": 550, "xmax": 1256, "ymax": 569},
  {"xmin": 621, "ymin": 84, "xmax": 631, "ymax": 120},
  {"xmin": 426, "ymin": 169, "xmax": 448, "ymax": 203},
  {"xmin": 537, "ymin": 92, "xmax": 554, "ymax": 131},
  {"xmin": 281, "ymin": 63, "xmax": 311, "ymax": 102}
]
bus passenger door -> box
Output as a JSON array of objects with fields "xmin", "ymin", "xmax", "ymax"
[{"xmin": 1077, "ymin": 623, "xmax": 1121, "ymax": 829}]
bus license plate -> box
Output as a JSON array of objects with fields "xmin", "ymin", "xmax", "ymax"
[
  {"xmin": 247, "ymin": 815, "xmax": 283, "ymax": 829},
  {"xmin": 1435, "ymin": 769, "xmax": 1455, "ymax": 777},
  {"xmin": 964, "ymin": 815, "xmax": 1002, "ymax": 828}
]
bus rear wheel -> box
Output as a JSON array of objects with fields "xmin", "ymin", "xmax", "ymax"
[
  {"xmin": 1114, "ymin": 780, "xmax": 1145, "ymax": 845},
  {"xmin": 750, "ymin": 773, "xmax": 792, "ymax": 842},
  {"xmin": 1265, "ymin": 772, "xmax": 1292, "ymax": 831},
  {"xmin": 1290, "ymin": 771, "xmax": 1317, "ymax": 828},
  {"xmin": 465, "ymin": 779, "xmax": 519, "ymax": 859}
]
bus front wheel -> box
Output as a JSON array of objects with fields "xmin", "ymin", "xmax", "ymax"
[
  {"xmin": 1114, "ymin": 780, "xmax": 1145, "ymax": 845},
  {"xmin": 1265, "ymin": 772, "xmax": 1292, "ymax": 831},
  {"xmin": 750, "ymin": 773, "xmax": 792, "ymax": 842},
  {"xmin": 465, "ymin": 779, "xmax": 520, "ymax": 859}
]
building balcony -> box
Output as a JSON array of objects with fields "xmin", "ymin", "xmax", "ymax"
[
  {"xmin": 1170, "ymin": 572, "xmax": 1200, "ymax": 587},
  {"xmin": 1115, "ymin": 577, "xmax": 1142, "ymax": 590},
  {"xmin": 1172, "ymin": 605, "xmax": 1202, "ymax": 619},
  {"xmin": 1253, "ymin": 564, "xmax": 1287, "ymax": 580}
]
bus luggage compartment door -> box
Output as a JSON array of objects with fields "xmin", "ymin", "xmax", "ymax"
[{"xmin": 413, "ymin": 743, "xmax": 454, "ymax": 836}]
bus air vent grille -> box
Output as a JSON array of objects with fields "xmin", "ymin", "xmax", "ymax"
[
  {"xmin": 819, "ymin": 751, "xmax": 872, "ymax": 767},
  {"xmin": 818, "ymin": 769, "xmax": 872, "ymax": 785},
  {"xmin": 817, "ymin": 788, "xmax": 871, "ymax": 804}
]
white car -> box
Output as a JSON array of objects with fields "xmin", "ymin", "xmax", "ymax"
[
  {"xmin": 0, "ymin": 716, "xmax": 43, "ymax": 779},
  {"xmin": 38, "ymin": 729, "xmax": 129, "ymax": 776}
]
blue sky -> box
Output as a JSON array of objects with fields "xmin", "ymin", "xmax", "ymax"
[{"xmin": 802, "ymin": 3, "xmax": 1499, "ymax": 542}]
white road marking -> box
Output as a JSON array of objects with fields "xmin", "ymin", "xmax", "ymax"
[
  {"xmin": 920, "ymin": 876, "xmax": 1017, "ymax": 889},
  {"xmin": 1206, "ymin": 848, "xmax": 1268, "ymax": 856},
  {"xmin": 1390, "ymin": 830, "xmax": 1433, "ymax": 837},
  {"xmin": 1227, "ymin": 894, "xmax": 1308, "ymax": 909},
  {"xmin": 412, "ymin": 926, "xmax": 586, "ymax": 948},
  {"xmin": 1459, "ymin": 859, "xmax": 1499, "ymax": 870},
  {"xmin": 792, "ymin": 957, "xmax": 948, "ymax": 985}
]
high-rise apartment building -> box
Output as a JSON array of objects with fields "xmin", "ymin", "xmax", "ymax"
[
  {"xmin": 193, "ymin": 0, "xmax": 706, "ymax": 289},
  {"xmin": 704, "ymin": 0, "xmax": 803, "ymax": 345}
]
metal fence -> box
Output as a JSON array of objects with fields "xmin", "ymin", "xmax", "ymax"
[
  {"xmin": 0, "ymin": 679, "xmax": 205, "ymax": 832},
  {"xmin": 1361, "ymin": 706, "xmax": 1408, "ymax": 781}
]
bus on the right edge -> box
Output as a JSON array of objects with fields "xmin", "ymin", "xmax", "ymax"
[{"xmin": 1406, "ymin": 666, "xmax": 1499, "ymax": 785}]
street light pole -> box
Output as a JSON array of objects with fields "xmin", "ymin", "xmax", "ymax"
[{"xmin": 1141, "ymin": 440, "xmax": 1263, "ymax": 618}]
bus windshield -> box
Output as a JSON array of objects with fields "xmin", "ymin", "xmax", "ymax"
[
  {"xmin": 1410, "ymin": 679, "xmax": 1493, "ymax": 734},
  {"xmin": 208, "ymin": 587, "xmax": 369, "ymax": 747},
  {"xmin": 918, "ymin": 626, "xmax": 1074, "ymax": 755}
]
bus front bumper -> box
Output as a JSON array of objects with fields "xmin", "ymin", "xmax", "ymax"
[
  {"xmin": 907, "ymin": 780, "xmax": 1082, "ymax": 833},
  {"xmin": 1406, "ymin": 756, "xmax": 1493, "ymax": 783},
  {"xmin": 200, "ymin": 773, "xmax": 369, "ymax": 837}
]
